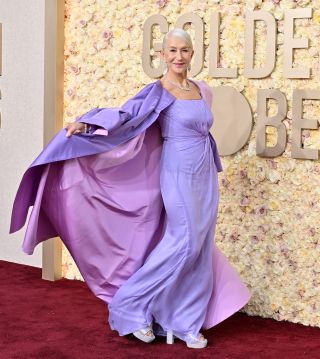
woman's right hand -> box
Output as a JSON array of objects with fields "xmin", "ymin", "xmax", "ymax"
[{"xmin": 65, "ymin": 122, "xmax": 86, "ymax": 138}]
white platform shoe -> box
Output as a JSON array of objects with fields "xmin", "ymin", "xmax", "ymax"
[
  {"xmin": 132, "ymin": 326, "xmax": 155, "ymax": 343},
  {"xmin": 166, "ymin": 330, "xmax": 208, "ymax": 349}
]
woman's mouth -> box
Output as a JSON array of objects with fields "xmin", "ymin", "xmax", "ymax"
[{"xmin": 174, "ymin": 63, "xmax": 185, "ymax": 67}]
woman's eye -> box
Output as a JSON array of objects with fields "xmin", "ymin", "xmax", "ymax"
[{"xmin": 169, "ymin": 49, "xmax": 189, "ymax": 53}]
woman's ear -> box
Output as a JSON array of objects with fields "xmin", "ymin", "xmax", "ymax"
[{"xmin": 159, "ymin": 49, "xmax": 165, "ymax": 61}]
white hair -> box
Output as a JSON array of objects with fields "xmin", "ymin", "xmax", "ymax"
[{"xmin": 162, "ymin": 28, "xmax": 193, "ymax": 50}]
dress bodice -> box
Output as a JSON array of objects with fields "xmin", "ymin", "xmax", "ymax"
[
  {"xmin": 158, "ymin": 98, "xmax": 215, "ymax": 176},
  {"xmin": 158, "ymin": 99, "xmax": 213, "ymax": 141}
]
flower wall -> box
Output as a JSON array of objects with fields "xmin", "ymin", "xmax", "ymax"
[{"xmin": 63, "ymin": 0, "xmax": 320, "ymax": 327}]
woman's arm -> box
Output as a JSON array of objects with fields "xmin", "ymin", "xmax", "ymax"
[{"xmin": 64, "ymin": 83, "xmax": 154, "ymax": 138}]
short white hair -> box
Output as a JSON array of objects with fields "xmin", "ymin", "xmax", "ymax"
[{"xmin": 162, "ymin": 28, "xmax": 193, "ymax": 50}]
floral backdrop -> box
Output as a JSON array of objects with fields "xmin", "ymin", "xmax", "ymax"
[{"xmin": 63, "ymin": 0, "xmax": 320, "ymax": 327}]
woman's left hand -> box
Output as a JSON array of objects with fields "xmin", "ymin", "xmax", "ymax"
[{"xmin": 65, "ymin": 122, "xmax": 86, "ymax": 138}]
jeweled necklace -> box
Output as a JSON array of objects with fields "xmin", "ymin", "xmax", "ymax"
[{"xmin": 164, "ymin": 76, "xmax": 191, "ymax": 91}]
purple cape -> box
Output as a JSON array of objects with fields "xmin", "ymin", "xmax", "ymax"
[{"xmin": 10, "ymin": 79, "xmax": 251, "ymax": 329}]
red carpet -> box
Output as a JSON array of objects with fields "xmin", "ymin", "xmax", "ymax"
[{"xmin": 1, "ymin": 260, "xmax": 319, "ymax": 359}]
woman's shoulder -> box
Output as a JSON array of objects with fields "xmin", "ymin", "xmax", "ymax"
[
  {"xmin": 127, "ymin": 81, "xmax": 157, "ymax": 102},
  {"xmin": 137, "ymin": 81, "xmax": 156, "ymax": 93},
  {"xmin": 121, "ymin": 80, "xmax": 160, "ymax": 110},
  {"xmin": 189, "ymin": 78, "xmax": 212, "ymax": 96},
  {"xmin": 190, "ymin": 78, "xmax": 211, "ymax": 90},
  {"xmin": 189, "ymin": 78, "xmax": 213, "ymax": 107}
]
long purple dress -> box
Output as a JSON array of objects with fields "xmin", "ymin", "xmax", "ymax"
[
  {"xmin": 109, "ymin": 96, "xmax": 220, "ymax": 342},
  {"xmin": 10, "ymin": 79, "xmax": 251, "ymax": 339}
]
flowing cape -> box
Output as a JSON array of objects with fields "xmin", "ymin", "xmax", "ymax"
[{"xmin": 10, "ymin": 79, "xmax": 251, "ymax": 329}]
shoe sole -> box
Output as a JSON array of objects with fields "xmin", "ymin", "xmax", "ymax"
[{"xmin": 186, "ymin": 339, "xmax": 208, "ymax": 349}]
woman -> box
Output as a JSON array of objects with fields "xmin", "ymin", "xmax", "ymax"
[{"xmin": 10, "ymin": 29, "xmax": 251, "ymax": 349}]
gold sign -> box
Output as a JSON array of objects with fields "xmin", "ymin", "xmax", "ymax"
[{"xmin": 142, "ymin": 9, "xmax": 320, "ymax": 160}]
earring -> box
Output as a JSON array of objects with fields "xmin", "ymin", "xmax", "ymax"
[{"xmin": 187, "ymin": 64, "xmax": 191, "ymax": 71}]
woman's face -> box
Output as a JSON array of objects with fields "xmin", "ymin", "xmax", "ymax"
[{"xmin": 161, "ymin": 35, "xmax": 194, "ymax": 75}]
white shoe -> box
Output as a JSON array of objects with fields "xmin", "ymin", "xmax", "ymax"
[
  {"xmin": 133, "ymin": 326, "xmax": 155, "ymax": 343},
  {"xmin": 166, "ymin": 330, "xmax": 208, "ymax": 349},
  {"xmin": 186, "ymin": 333, "xmax": 208, "ymax": 349}
]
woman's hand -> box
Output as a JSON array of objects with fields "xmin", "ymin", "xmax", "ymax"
[{"xmin": 65, "ymin": 122, "xmax": 86, "ymax": 138}]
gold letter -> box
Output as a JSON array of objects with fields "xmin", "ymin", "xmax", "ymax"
[
  {"xmin": 292, "ymin": 89, "xmax": 320, "ymax": 160},
  {"xmin": 244, "ymin": 10, "xmax": 276, "ymax": 78},
  {"xmin": 208, "ymin": 12, "xmax": 237, "ymax": 78},
  {"xmin": 142, "ymin": 15, "xmax": 169, "ymax": 78},
  {"xmin": 175, "ymin": 12, "xmax": 204, "ymax": 77},
  {"xmin": 283, "ymin": 8, "xmax": 312, "ymax": 78},
  {"xmin": 256, "ymin": 89, "xmax": 287, "ymax": 157},
  {"xmin": 210, "ymin": 86, "xmax": 252, "ymax": 156}
]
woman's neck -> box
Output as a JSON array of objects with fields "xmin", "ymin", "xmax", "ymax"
[{"xmin": 163, "ymin": 72, "xmax": 188, "ymax": 85}]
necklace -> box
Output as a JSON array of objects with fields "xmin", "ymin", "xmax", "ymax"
[{"xmin": 164, "ymin": 77, "xmax": 191, "ymax": 91}]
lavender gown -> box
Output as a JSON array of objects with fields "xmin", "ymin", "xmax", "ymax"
[
  {"xmin": 10, "ymin": 79, "xmax": 251, "ymax": 341},
  {"xmin": 109, "ymin": 96, "xmax": 219, "ymax": 342}
]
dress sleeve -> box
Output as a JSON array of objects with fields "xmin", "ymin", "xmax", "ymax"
[
  {"xmin": 74, "ymin": 83, "xmax": 154, "ymax": 134},
  {"xmin": 200, "ymin": 80, "xmax": 213, "ymax": 108},
  {"xmin": 75, "ymin": 107, "xmax": 130, "ymax": 134}
]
